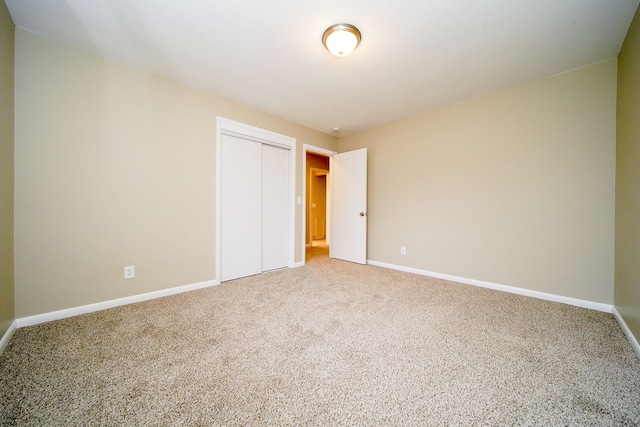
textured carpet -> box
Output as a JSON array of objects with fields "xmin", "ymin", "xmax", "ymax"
[{"xmin": 2, "ymin": 247, "xmax": 640, "ymax": 426}]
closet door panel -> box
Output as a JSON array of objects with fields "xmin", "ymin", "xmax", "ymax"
[
  {"xmin": 262, "ymin": 144, "xmax": 290, "ymax": 272},
  {"xmin": 220, "ymin": 134, "xmax": 262, "ymax": 281}
]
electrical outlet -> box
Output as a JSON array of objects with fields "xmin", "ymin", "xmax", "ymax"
[
  {"xmin": 401, "ymin": 246, "xmax": 407, "ymax": 255},
  {"xmin": 124, "ymin": 265, "xmax": 135, "ymax": 279}
]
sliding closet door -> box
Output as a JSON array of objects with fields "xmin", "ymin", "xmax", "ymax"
[
  {"xmin": 220, "ymin": 131, "xmax": 291, "ymax": 281},
  {"xmin": 262, "ymin": 144, "xmax": 289, "ymax": 272},
  {"xmin": 220, "ymin": 134, "xmax": 262, "ymax": 281}
]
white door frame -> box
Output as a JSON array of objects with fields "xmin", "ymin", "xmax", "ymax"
[
  {"xmin": 216, "ymin": 117, "xmax": 296, "ymax": 283},
  {"xmin": 301, "ymin": 144, "xmax": 337, "ymax": 265}
]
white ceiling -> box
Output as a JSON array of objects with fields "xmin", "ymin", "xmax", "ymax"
[{"xmin": 5, "ymin": 0, "xmax": 639, "ymax": 136}]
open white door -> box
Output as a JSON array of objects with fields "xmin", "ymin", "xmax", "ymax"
[{"xmin": 331, "ymin": 148, "xmax": 367, "ymax": 264}]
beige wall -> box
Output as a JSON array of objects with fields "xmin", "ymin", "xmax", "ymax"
[
  {"xmin": 14, "ymin": 30, "xmax": 336, "ymax": 317},
  {"xmin": 615, "ymin": 6, "xmax": 640, "ymax": 342},
  {"xmin": 339, "ymin": 60, "xmax": 617, "ymax": 304},
  {"xmin": 0, "ymin": 3, "xmax": 15, "ymax": 338}
]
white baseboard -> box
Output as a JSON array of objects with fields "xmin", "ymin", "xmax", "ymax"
[
  {"xmin": 0, "ymin": 320, "xmax": 18, "ymax": 356},
  {"xmin": 613, "ymin": 306, "xmax": 640, "ymax": 360},
  {"xmin": 292, "ymin": 261, "xmax": 305, "ymax": 268},
  {"xmin": 367, "ymin": 260, "xmax": 613, "ymax": 313},
  {"xmin": 16, "ymin": 280, "xmax": 219, "ymax": 328}
]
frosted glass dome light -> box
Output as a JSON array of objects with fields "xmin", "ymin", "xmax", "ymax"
[{"xmin": 322, "ymin": 24, "xmax": 361, "ymax": 57}]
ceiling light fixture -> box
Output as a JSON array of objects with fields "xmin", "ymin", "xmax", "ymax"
[{"xmin": 322, "ymin": 23, "xmax": 361, "ymax": 57}]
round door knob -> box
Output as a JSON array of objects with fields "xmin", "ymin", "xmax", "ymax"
[{"xmin": 359, "ymin": 212, "xmax": 366, "ymax": 216}]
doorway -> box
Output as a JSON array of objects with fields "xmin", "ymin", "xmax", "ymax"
[
  {"xmin": 302, "ymin": 144, "xmax": 368, "ymax": 265},
  {"xmin": 303, "ymin": 146, "xmax": 334, "ymax": 262},
  {"xmin": 310, "ymin": 168, "xmax": 329, "ymax": 246},
  {"xmin": 307, "ymin": 154, "xmax": 330, "ymax": 243}
]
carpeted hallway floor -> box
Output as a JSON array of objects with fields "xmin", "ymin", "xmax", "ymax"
[{"xmin": 1, "ymin": 247, "xmax": 640, "ymax": 425}]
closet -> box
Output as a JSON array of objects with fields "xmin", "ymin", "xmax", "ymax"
[{"xmin": 220, "ymin": 131, "xmax": 291, "ymax": 282}]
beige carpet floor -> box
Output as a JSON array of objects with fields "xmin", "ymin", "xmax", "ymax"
[{"xmin": 1, "ymin": 247, "xmax": 640, "ymax": 426}]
